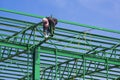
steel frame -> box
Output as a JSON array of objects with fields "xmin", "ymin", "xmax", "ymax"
[{"xmin": 0, "ymin": 8, "xmax": 120, "ymax": 80}]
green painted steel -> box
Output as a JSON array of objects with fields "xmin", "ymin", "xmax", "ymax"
[
  {"xmin": 0, "ymin": 8, "xmax": 120, "ymax": 80},
  {"xmin": 0, "ymin": 40, "xmax": 120, "ymax": 65},
  {"xmin": 0, "ymin": 16, "xmax": 120, "ymax": 43},
  {"xmin": 0, "ymin": 8, "xmax": 120, "ymax": 34},
  {"xmin": 106, "ymin": 58, "xmax": 109, "ymax": 80},
  {"xmin": 0, "ymin": 46, "xmax": 1, "ymax": 59},
  {"xmin": 0, "ymin": 41, "xmax": 27, "ymax": 50},
  {"xmin": 40, "ymin": 47, "xmax": 120, "ymax": 65},
  {"xmin": 5, "ymin": 22, "xmax": 42, "ymax": 41},
  {"xmin": 33, "ymin": 48, "xmax": 40, "ymax": 80},
  {"xmin": 55, "ymin": 49, "xmax": 58, "ymax": 80},
  {"xmin": 0, "ymin": 8, "xmax": 44, "ymax": 19},
  {"xmin": 83, "ymin": 55, "xmax": 85, "ymax": 80},
  {"xmin": 0, "ymin": 41, "xmax": 120, "ymax": 66}
]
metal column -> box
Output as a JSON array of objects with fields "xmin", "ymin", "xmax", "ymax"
[
  {"xmin": 33, "ymin": 47, "xmax": 40, "ymax": 80},
  {"xmin": 0, "ymin": 46, "xmax": 1, "ymax": 59}
]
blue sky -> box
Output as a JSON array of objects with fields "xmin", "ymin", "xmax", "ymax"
[
  {"xmin": 0, "ymin": 0, "xmax": 120, "ymax": 31},
  {"xmin": 0, "ymin": 1, "xmax": 120, "ymax": 80}
]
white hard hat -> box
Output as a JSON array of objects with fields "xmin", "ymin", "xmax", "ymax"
[{"xmin": 42, "ymin": 18, "xmax": 47, "ymax": 22}]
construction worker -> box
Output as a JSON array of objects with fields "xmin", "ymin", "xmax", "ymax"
[{"xmin": 42, "ymin": 16, "xmax": 57, "ymax": 38}]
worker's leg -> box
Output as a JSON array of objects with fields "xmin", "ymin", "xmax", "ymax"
[
  {"xmin": 43, "ymin": 26, "xmax": 49, "ymax": 38},
  {"xmin": 49, "ymin": 22, "xmax": 55, "ymax": 37},
  {"xmin": 43, "ymin": 26, "xmax": 46, "ymax": 35}
]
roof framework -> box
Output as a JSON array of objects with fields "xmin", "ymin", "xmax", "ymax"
[{"xmin": 0, "ymin": 8, "xmax": 120, "ymax": 80}]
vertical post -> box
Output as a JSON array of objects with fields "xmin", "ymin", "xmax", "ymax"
[
  {"xmin": 55, "ymin": 49, "xmax": 58, "ymax": 80},
  {"xmin": 0, "ymin": 46, "xmax": 1, "ymax": 59},
  {"xmin": 75, "ymin": 59, "xmax": 78, "ymax": 76},
  {"xmin": 33, "ymin": 28, "xmax": 36, "ymax": 45},
  {"xmin": 106, "ymin": 58, "xmax": 108, "ymax": 80},
  {"xmin": 39, "ymin": 47, "xmax": 41, "ymax": 79},
  {"xmin": 27, "ymin": 50, "xmax": 30, "ymax": 80},
  {"xmin": 67, "ymin": 64, "xmax": 70, "ymax": 77},
  {"xmin": 51, "ymin": 68, "xmax": 54, "ymax": 79},
  {"xmin": 58, "ymin": 66, "xmax": 60, "ymax": 79},
  {"xmin": 33, "ymin": 47, "xmax": 40, "ymax": 80},
  {"xmin": 83, "ymin": 55, "xmax": 86, "ymax": 80}
]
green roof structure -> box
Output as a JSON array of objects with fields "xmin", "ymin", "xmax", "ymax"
[{"xmin": 0, "ymin": 8, "xmax": 120, "ymax": 80}]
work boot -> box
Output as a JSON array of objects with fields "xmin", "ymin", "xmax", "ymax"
[{"xmin": 45, "ymin": 34, "xmax": 49, "ymax": 38}]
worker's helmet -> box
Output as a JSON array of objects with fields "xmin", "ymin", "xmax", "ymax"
[{"xmin": 42, "ymin": 18, "xmax": 48, "ymax": 22}]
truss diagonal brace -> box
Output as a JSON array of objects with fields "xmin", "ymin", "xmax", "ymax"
[
  {"xmin": 65, "ymin": 65, "xmax": 119, "ymax": 80},
  {"xmin": 5, "ymin": 22, "xmax": 42, "ymax": 41},
  {"xmin": 0, "ymin": 40, "xmax": 120, "ymax": 66},
  {"xmin": 1, "ymin": 8, "xmax": 120, "ymax": 34}
]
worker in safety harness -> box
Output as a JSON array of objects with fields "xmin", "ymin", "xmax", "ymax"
[{"xmin": 42, "ymin": 16, "xmax": 58, "ymax": 38}]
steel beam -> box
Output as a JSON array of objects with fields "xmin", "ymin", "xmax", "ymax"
[
  {"xmin": 0, "ymin": 9, "xmax": 120, "ymax": 80},
  {"xmin": 0, "ymin": 46, "xmax": 1, "ymax": 59},
  {"xmin": 5, "ymin": 22, "xmax": 42, "ymax": 41},
  {"xmin": 65, "ymin": 65, "xmax": 119, "ymax": 80},
  {"xmin": 0, "ymin": 8, "xmax": 120, "ymax": 34},
  {"xmin": 0, "ymin": 41, "xmax": 27, "ymax": 50},
  {"xmin": 40, "ymin": 46, "xmax": 120, "ymax": 65},
  {"xmin": 32, "ymin": 47, "xmax": 40, "ymax": 80},
  {"xmin": 0, "ymin": 40, "xmax": 120, "ymax": 65}
]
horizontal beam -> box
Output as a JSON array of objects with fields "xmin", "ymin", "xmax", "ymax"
[
  {"xmin": 0, "ymin": 75, "xmax": 19, "ymax": 80},
  {"xmin": 1, "ymin": 56, "xmax": 119, "ymax": 80},
  {"xmin": 0, "ymin": 8, "xmax": 120, "ymax": 34},
  {"xmin": 1, "ymin": 25, "xmax": 120, "ymax": 53},
  {"xmin": 2, "ymin": 52, "xmax": 120, "ymax": 73},
  {"xmin": 40, "ymin": 46, "xmax": 120, "ymax": 65},
  {"xmin": 1, "ymin": 16, "xmax": 120, "ymax": 42},
  {"xmin": 0, "ymin": 8, "xmax": 44, "ymax": 19},
  {"xmin": 57, "ymin": 27, "xmax": 120, "ymax": 42},
  {"xmin": 1, "ymin": 22, "xmax": 120, "ymax": 45},
  {"xmin": 0, "ymin": 16, "xmax": 34, "ymax": 25},
  {"xmin": 2, "ymin": 55, "xmax": 120, "ymax": 76},
  {"xmin": 0, "ymin": 36, "xmax": 50, "ymax": 63},
  {"xmin": 5, "ymin": 22, "xmax": 42, "ymax": 40},
  {"xmin": 66, "ymin": 65, "xmax": 119, "ymax": 80},
  {"xmin": 0, "ymin": 41, "xmax": 27, "ymax": 50},
  {"xmin": 0, "ymin": 40, "xmax": 120, "ymax": 65}
]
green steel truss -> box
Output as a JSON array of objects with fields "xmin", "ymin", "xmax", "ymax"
[{"xmin": 0, "ymin": 8, "xmax": 120, "ymax": 80}]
